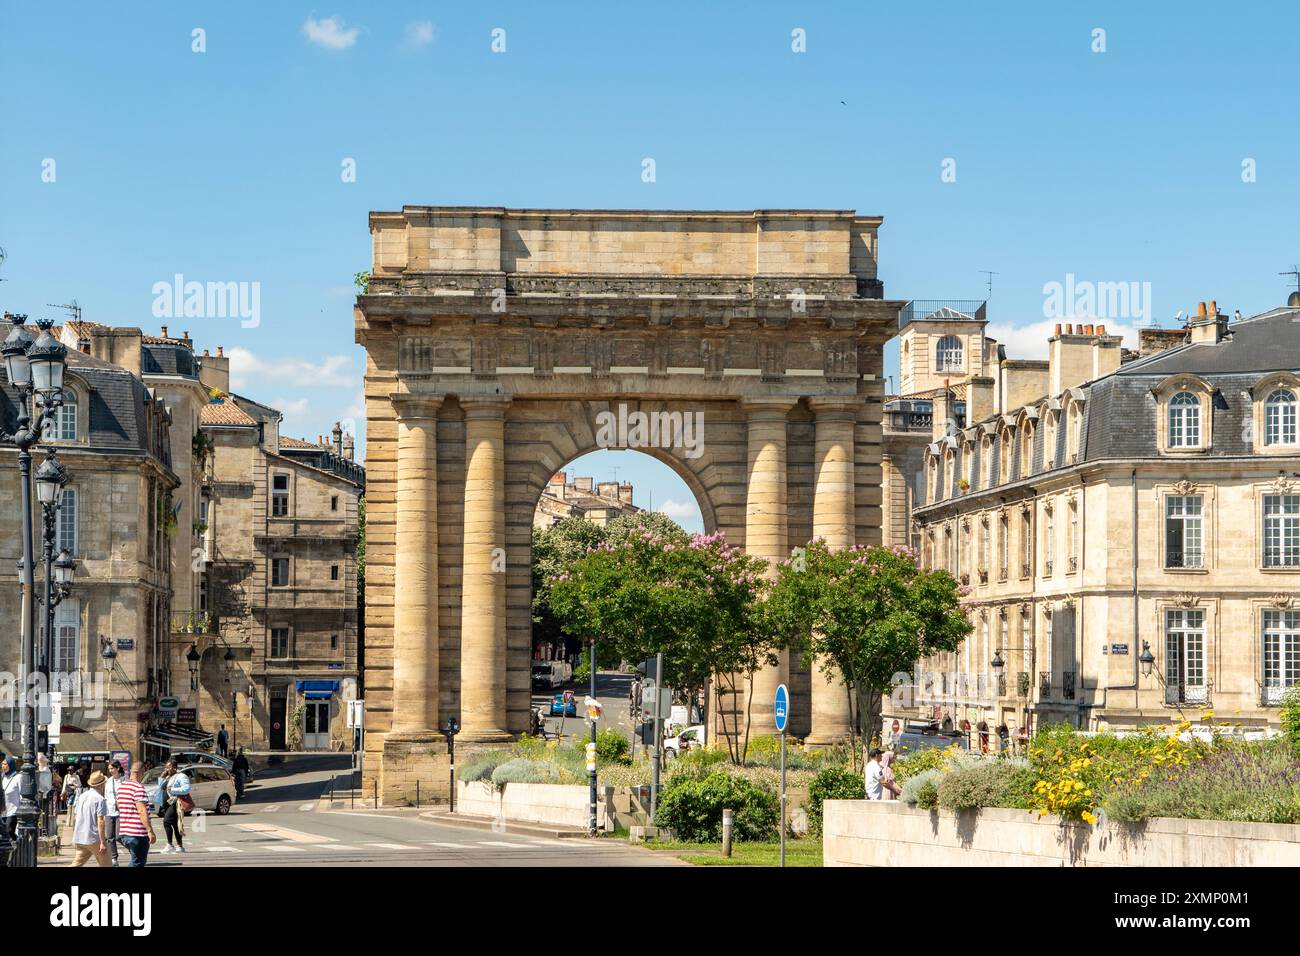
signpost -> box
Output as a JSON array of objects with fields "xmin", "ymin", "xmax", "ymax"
[{"xmin": 774, "ymin": 683, "xmax": 789, "ymax": 868}]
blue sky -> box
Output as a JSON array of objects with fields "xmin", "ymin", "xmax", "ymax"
[{"xmin": 3, "ymin": 2, "xmax": 1300, "ymax": 531}]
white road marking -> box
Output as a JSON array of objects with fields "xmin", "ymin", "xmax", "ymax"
[
  {"xmin": 364, "ymin": 842, "xmax": 417, "ymax": 850},
  {"xmin": 264, "ymin": 805, "xmax": 279, "ymax": 812},
  {"xmin": 299, "ymin": 803, "xmax": 316, "ymax": 811},
  {"xmin": 422, "ymin": 841, "xmax": 466, "ymax": 848},
  {"xmin": 477, "ymin": 841, "xmax": 534, "ymax": 848},
  {"xmin": 235, "ymin": 822, "xmax": 336, "ymax": 844},
  {"xmin": 314, "ymin": 844, "xmax": 355, "ymax": 851},
  {"xmin": 206, "ymin": 846, "xmax": 238, "ymax": 852},
  {"xmin": 266, "ymin": 845, "xmax": 305, "ymax": 853}
]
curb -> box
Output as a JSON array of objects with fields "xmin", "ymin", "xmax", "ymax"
[{"xmin": 420, "ymin": 811, "xmax": 593, "ymax": 840}]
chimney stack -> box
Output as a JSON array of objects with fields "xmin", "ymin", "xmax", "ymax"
[
  {"xmin": 1049, "ymin": 322, "xmax": 1122, "ymax": 396},
  {"xmin": 1190, "ymin": 298, "xmax": 1228, "ymax": 344},
  {"xmin": 342, "ymin": 433, "xmax": 354, "ymax": 461},
  {"xmin": 332, "ymin": 421, "xmax": 343, "ymax": 457}
]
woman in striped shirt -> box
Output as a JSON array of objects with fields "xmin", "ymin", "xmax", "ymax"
[{"xmin": 114, "ymin": 762, "xmax": 157, "ymax": 867}]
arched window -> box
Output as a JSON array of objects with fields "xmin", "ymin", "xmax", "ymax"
[
  {"xmin": 935, "ymin": 335, "xmax": 963, "ymax": 372},
  {"xmin": 1265, "ymin": 389, "xmax": 1298, "ymax": 446},
  {"xmin": 1021, "ymin": 424, "xmax": 1035, "ymax": 477},
  {"xmin": 49, "ymin": 387, "xmax": 78, "ymax": 442},
  {"xmin": 1168, "ymin": 392, "xmax": 1201, "ymax": 448}
]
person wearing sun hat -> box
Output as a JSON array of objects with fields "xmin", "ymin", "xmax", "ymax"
[{"xmin": 69, "ymin": 770, "xmax": 110, "ymax": 867}]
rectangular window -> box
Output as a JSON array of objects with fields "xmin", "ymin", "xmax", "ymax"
[
  {"xmin": 270, "ymin": 627, "xmax": 290, "ymax": 659},
  {"xmin": 1263, "ymin": 495, "xmax": 1300, "ymax": 567},
  {"xmin": 1165, "ymin": 495, "xmax": 1204, "ymax": 568},
  {"xmin": 56, "ymin": 401, "xmax": 77, "ymax": 442},
  {"xmin": 331, "ymin": 564, "xmax": 339, "ymax": 581},
  {"xmin": 331, "ymin": 495, "xmax": 339, "ymax": 511},
  {"xmin": 272, "ymin": 557, "xmax": 289, "ymax": 587},
  {"xmin": 330, "ymin": 633, "xmax": 339, "ymax": 651},
  {"xmin": 272, "ymin": 473, "xmax": 290, "ymax": 517},
  {"xmin": 999, "ymin": 514, "xmax": 1009, "ymax": 579},
  {"xmin": 57, "ymin": 488, "xmax": 78, "ymax": 555},
  {"xmin": 1068, "ymin": 500, "xmax": 1079, "ymax": 571},
  {"xmin": 1021, "ymin": 513, "xmax": 1032, "ymax": 577},
  {"xmin": 1043, "ymin": 509, "xmax": 1055, "ymax": 576},
  {"xmin": 1262, "ymin": 610, "xmax": 1300, "ymax": 704},
  {"xmin": 1165, "ymin": 608, "xmax": 1206, "ymax": 703},
  {"xmin": 53, "ymin": 599, "xmax": 80, "ymax": 676}
]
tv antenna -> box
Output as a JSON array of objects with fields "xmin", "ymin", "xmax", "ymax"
[
  {"xmin": 979, "ymin": 270, "xmax": 999, "ymax": 300},
  {"xmin": 1280, "ymin": 265, "xmax": 1300, "ymax": 295},
  {"xmin": 47, "ymin": 298, "xmax": 82, "ymax": 324},
  {"xmin": 0, "ymin": 246, "xmax": 7, "ymax": 281}
]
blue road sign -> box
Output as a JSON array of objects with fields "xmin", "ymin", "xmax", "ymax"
[{"xmin": 774, "ymin": 684, "xmax": 789, "ymax": 733}]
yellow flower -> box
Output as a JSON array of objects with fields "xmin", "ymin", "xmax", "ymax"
[{"xmin": 1081, "ymin": 811, "xmax": 1098, "ymax": 826}]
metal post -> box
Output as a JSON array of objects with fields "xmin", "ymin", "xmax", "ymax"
[
  {"xmin": 779, "ymin": 729, "xmax": 787, "ymax": 868},
  {"xmin": 650, "ymin": 651, "xmax": 663, "ymax": 825},
  {"xmin": 448, "ymin": 732, "xmax": 456, "ymax": 814},
  {"xmin": 588, "ymin": 638, "xmax": 598, "ymax": 837},
  {"xmin": 373, "ymin": 778, "xmax": 378, "ymax": 809},
  {"xmin": 722, "ymin": 807, "xmax": 733, "ymax": 857},
  {"xmin": 13, "ymin": 445, "xmax": 39, "ymax": 867},
  {"xmin": 416, "ymin": 779, "xmax": 420, "ymax": 809}
]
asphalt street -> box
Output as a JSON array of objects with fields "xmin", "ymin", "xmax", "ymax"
[{"xmin": 61, "ymin": 752, "xmax": 680, "ymax": 868}]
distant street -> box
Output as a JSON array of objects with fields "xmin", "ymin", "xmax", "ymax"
[{"xmin": 53, "ymin": 753, "xmax": 680, "ymax": 868}]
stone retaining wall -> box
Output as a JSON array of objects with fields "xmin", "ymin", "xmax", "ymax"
[
  {"xmin": 457, "ymin": 781, "xmax": 617, "ymax": 830},
  {"xmin": 823, "ymin": 799, "xmax": 1300, "ymax": 866}
]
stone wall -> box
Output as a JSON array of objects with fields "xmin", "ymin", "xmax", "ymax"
[
  {"xmin": 456, "ymin": 780, "xmax": 614, "ymax": 830},
  {"xmin": 823, "ymin": 799, "xmax": 1300, "ymax": 866}
]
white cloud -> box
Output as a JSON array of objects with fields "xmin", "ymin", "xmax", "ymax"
[
  {"xmin": 302, "ymin": 15, "xmax": 360, "ymax": 50},
  {"xmin": 272, "ymin": 397, "xmax": 310, "ymax": 419},
  {"xmin": 227, "ymin": 347, "xmax": 357, "ymax": 390},
  {"xmin": 655, "ymin": 499, "xmax": 700, "ymax": 520},
  {"xmin": 986, "ymin": 318, "xmax": 1140, "ymax": 361},
  {"xmin": 405, "ymin": 21, "xmax": 435, "ymax": 47}
]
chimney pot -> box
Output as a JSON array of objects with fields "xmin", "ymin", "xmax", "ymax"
[
  {"xmin": 217, "ymin": 346, "xmax": 223, "ymax": 357},
  {"xmin": 1208, "ymin": 299, "xmax": 1217, "ymax": 316},
  {"xmin": 1097, "ymin": 324, "xmax": 1106, "ymax": 335},
  {"xmin": 1066, "ymin": 323, "xmax": 1074, "ymax": 334},
  {"xmin": 1054, "ymin": 323, "xmax": 1062, "ymax": 336},
  {"xmin": 161, "ymin": 325, "xmax": 168, "ymax": 337},
  {"xmin": 1197, "ymin": 301, "xmax": 1207, "ymax": 318}
]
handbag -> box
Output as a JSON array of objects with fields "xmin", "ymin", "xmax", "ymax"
[{"xmin": 178, "ymin": 794, "xmax": 196, "ymax": 814}]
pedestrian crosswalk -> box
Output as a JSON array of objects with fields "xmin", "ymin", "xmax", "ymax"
[{"xmin": 187, "ymin": 835, "xmax": 551, "ymax": 857}]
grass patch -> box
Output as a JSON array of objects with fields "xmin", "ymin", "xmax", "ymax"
[{"xmin": 643, "ymin": 839, "xmax": 822, "ymax": 867}]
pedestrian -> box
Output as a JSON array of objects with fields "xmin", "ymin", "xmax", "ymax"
[
  {"xmin": 879, "ymin": 750, "xmax": 901, "ymax": 801},
  {"xmin": 978, "ymin": 719, "xmax": 990, "ymax": 754},
  {"xmin": 216, "ymin": 725, "xmax": 229, "ymax": 758},
  {"xmin": 1, "ymin": 756, "xmax": 19, "ymax": 840},
  {"xmin": 997, "ymin": 723, "xmax": 1010, "ymax": 753},
  {"xmin": 36, "ymin": 752, "xmax": 54, "ymax": 834},
  {"xmin": 232, "ymin": 747, "xmax": 249, "ymax": 799},
  {"xmin": 69, "ymin": 770, "xmax": 110, "ymax": 867},
  {"xmin": 864, "ymin": 747, "xmax": 885, "ymax": 800},
  {"xmin": 158, "ymin": 759, "xmax": 187, "ymax": 853},
  {"xmin": 61, "ymin": 762, "xmax": 82, "ymax": 825},
  {"xmin": 115, "ymin": 761, "xmax": 156, "ymax": 867},
  {"xmin": 103, "ymin": 759, "xmax": 123, "ymax": 866}
]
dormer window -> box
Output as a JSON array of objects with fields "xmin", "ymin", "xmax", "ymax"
[
  {"xmin": 1265, "ymin": 389, "xmax": 1298, "ymax": 446},
  {"xmin": 1168, "ymin": 392, "xmax": 1201, "ymax": 448},
  {"xmin": 935, "ymin": 335, "xmax": 963, "ymax": 372},
  {"xmin": 54, "ymin": 387, "xmax": 78, "ymax": 442}
]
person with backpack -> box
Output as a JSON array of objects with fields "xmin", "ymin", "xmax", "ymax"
[{"xmin": 158, "ymin": 760, "xmax": 189, "ymax": 853}]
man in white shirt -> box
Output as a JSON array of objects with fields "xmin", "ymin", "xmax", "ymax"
[
  {"xmin": 103, "ymin": 760, "xmax": 123, "ymax": 866},
  {"xmin": 69, "ymin": 770, "xmax": 110, "ymax": 867},
  {"xmin": 865, "ymin": 748, "xmax": 885, "ymax": 800}
]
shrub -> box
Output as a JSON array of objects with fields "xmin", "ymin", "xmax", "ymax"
[
  {"xmin": 490, "ymin": 757, "xmax": 578, "ymax": 788},
  {"xmin": 666, "ymin": 746, "xmax": 730, "ymax": 783},
  {"xmin": 1282, "ymin": 686, "xmax": 1300, "ymax": 759},
  {"xmin": 900, "ymin": 767, "xmax": 943, "ymax": 808},
  {"xmin": 655, "ymin": 771, "xmax": 780, "ymax": 842},
  {"xmin": 806, "ymin": 766, "xmax": 864, "ymax": 835},
  {"xmin": 743, "ymin": 735, "xmax": 824, "ymax": 770},
  {"xmin": 937, "ymin": 759, "xmax": 1034, "ymax": 811},
  {"xmin": 892, "ymin": 744, "xmax": 961, "ymax": 783},
  {"xmin": 595, "ymin": 728, "xmax": 631, "ymax": 766},
  {"xmin": 458, "ymin": 750, "xmax": 511, "ymax": 783}
]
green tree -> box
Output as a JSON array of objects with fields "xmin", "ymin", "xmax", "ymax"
[
  {"xmin": 548, "ymin": 528, "xmax": 776, "ymax": 763},
  {"xmin": 766, "ymin": 540, "xmax": 970, "ymax": 767}
]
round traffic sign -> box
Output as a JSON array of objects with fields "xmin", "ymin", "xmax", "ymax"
[
  {"xmin": 773, "ymin": 684, "xmax": 789, "ymax": 733},
  {"xmin": 892, "ymin": 719, "xmax": 900, "ymax": 734}
]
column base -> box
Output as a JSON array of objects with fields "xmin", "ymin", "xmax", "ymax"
[
  {"xmin": 457, "ymin": 728, "xmax": 514, "ymax": 744},
  {"xmin": 803, "ymin": 732, "xmax": 853, "ymax": 751},
  {"xmin": 380, "ymin": 732, "xmax": 451, "ymax": 807}
]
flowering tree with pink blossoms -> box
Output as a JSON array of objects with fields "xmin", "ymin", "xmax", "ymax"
[
  {"xmin": 766, "ymin": 539, "xmax": 970, "ymax": 763},
  {"xmin": 548, "ymin": 527, "xmax": 777, "ymax": 763}
]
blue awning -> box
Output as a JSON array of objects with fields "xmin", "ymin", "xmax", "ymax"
[
  {"xmin": 295, "ymin": 680, "xmax": 340, "ymax": 694},
  {"xmin": 304, "ymin": 692, "xmax": 332, "ymax": 700}
]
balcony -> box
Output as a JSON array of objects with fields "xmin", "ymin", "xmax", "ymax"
[
  {"xmin": 1262, "ymin": 684, "xmax": 1293, "ymax": 706},
  {"xmin": 884, "ymin": 406, "xmax": 933, "ymax": 433},
  {"xmin": 898, "ymin": 299, "xmax": 988, "ymax": 331},
  {"xmin": 1039, "ymin": 671, "xmax": 1051, "ymax": 699},
  {"xmin": 1038, "ymin": 671, "xmax": 1077, "ymax": 701},
  {"xmin": 1165, "ymin": 681, "xmax": 1211, "ymax": 707},
  {"xmin": 1068, "ymin": 556, "xmax": 1078, "ymax": 574},
  {"xmin": 1017, "ymin": 671, "xmax": 1031, "ymax": 698},
  {"xmin": 1044, "ymin": 560, "xmax": 1053, "ymax": 577},
  {"xmin": 998, "ymin": 566, "xmax": 1008, "ymax": 583},
  {"xmin": 1020, "ymin": 562, "xmax": 1032, "ymax": 579},
  {"xmin": 171, "ymin": 612, "xmax": 217, "ymax": 636}
]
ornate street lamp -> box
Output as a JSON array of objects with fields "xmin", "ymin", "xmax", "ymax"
[
  {"xmin": 34, "ymin": 452, "xmax": 67, "ymax": 506},
  {"xmin": 0, "ymin": 315, "xmax": 69, "ymax": 867},
  {"xmin": 53, "ymin": 549, "xmax": 75, "ymax": 587},
  {"xmin": 102, "ymin": 637, "xmax": 117, "ymax": 750},
  {"xmin": 990, "ymin": 650, "xmax": 1005, "ymax": 671},
  {"xmin": 186, "ymin": 643, "xmax": 201, "ymax": 691},
  {"xmin": 1138, "ymin": 641, "xmax": 1156, "ymax": 679}
]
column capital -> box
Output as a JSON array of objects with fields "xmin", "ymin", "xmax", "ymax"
[
  {"xmin": 807, "ymin": 396, "xmax": 860, "ymax": 421},
  {"xmin": 740, "ymin": 397, "xmax": 797, "ymax": 421},
  {"xmin": 390, "ymin": 393, "xmax": 443, "ymax": 420},
  {"xmin": 459, "ymin": 395, "xmax": 511, "ymax": 420}
]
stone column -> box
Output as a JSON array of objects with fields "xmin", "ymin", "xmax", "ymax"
[
  {"xmin": 741, "ymin": 399, "xmax": 795, "ymax": 738},
  {"xmin": 391, "ymin": 396, "xmax": 441, "ymax": 735},
  {"xmin": 459, "ymin": 397, "xmax": 511, "ymax": 742},
  {"xmin": 382, "ymin": 395, "xmax": 449, "ymax": 806},
  {"xmin": 806, "ymin": 398, "xmax": 857, "ymax": 747}
]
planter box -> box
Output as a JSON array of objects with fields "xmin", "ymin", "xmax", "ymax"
[
  {"xmin": 458, "ymin": 780, "xmax": 625, "ymax": 831},
  {"xmin": 823, "ymin": 799, "xmax": 1300, "ymax": 867}
]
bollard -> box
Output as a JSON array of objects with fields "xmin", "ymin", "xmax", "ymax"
[
  {"xmin": 721, "ymin": 808, "xmax": 734, "ymax": 858},
  {"xmin": 416, "ymin": 780, "xmax": 421, "ymax": 809},
  {"xmin": 374, "ymin": 779, "xmax": 378, "ymax": 808}
]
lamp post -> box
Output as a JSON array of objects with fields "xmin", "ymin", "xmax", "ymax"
[
  {"xmin": 101, "ymin": 637, "xmax": 117, "ymax": 750},
  {"xmin": 36, "ymin": 451, "xmax": 71, "ymax": 686},
  {"xmin": 223, "ymin": 646, "xmax": 237, "ymax": 748},
  {"xmin": 1138, "ymin": 641, "xmax": 1156, "ymax": 679},
  {"xmin": 441, "ymin": 716, "xmax": 459, "ymax": 813},
  {"xmin": 1, "ymin": 314, "xmax": 68, "ymax": 867},
  {"xmin": 186, "ymin": 643, "xmax": 200, "ymax": 691}
]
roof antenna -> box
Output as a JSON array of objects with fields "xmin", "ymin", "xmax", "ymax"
[
  {"xmin": 979, "ymin": 270, "xmax": 998, "ymax": 301},
  {"xmin": 1280, "ymin": 265, "xmax": 1300, "ymax": 297},
  {"xmin": 47, "ymin": 298, "xmax": 81, "ymax": 323}
]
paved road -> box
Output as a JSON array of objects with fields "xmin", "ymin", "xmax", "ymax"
[{"xmin": 119, "ymin": 753, "xmax": 680, "ymax": 868}]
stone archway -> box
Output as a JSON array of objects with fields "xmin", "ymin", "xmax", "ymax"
[{"xmin": 356, "ymin": 206, "xmax": 899, "ymax": 803}]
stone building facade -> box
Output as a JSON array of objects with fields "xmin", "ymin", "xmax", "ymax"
[
  {"xmin": 533, "ymin": 471, "xmax": 638, "ymax": 528},
  {"xmin": 195, "ymin": 371, "xmax": 364, "ymax": 752},
  {"xmin": 911, "ymin": 300, "xmax": 1300, "ymax": 734},
  {"xmin": 1, "ymin": 315, "xmax": 180, "ymax": 755},
  {"xmin": 355, "ymin": 206, "xmax": 900, "ymax": 803}
]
